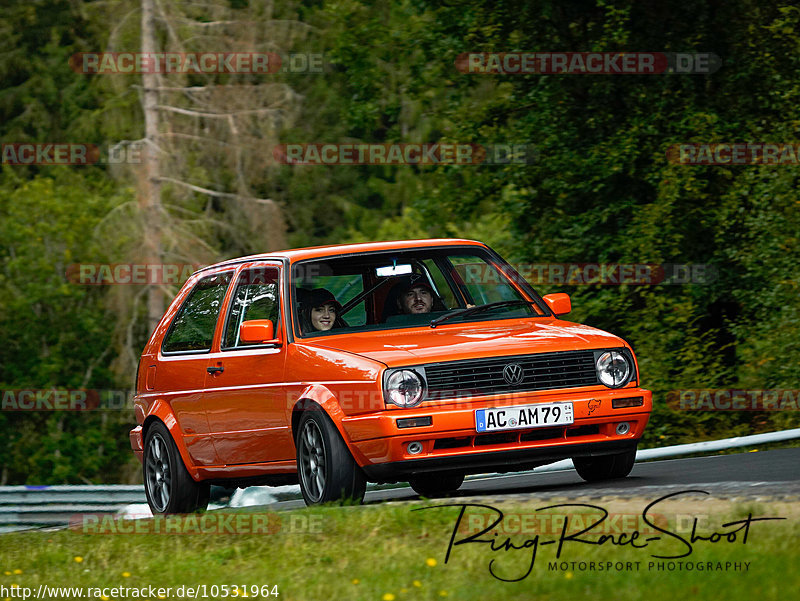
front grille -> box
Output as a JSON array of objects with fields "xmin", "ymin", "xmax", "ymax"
[
  {"xmin": 566, "ymin": 424, "xmax": 600, "ymax": 437},
  {"xmin": 433, "ymin": 437, "xmax": 472, "ymax": 450},
  {"xmin": 430, "ymin": 425, "xmax": 578, "ymax": 451},
  {"xmin": 521, "ymin": 427, "xmax": 564, "ymax": 442},
  {"xmin": 475, "ymin": 432, "xmax": 518, "ymax": 446},
  {"xmin": 425, "ymin": 350, "xmax": 598, "ymax": 399}
]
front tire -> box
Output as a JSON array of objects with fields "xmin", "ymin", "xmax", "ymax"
[
  {"xmin": 408, "ymin": 472, "xmax": 465, "ymax": 497},
  {"xmin": 573, "ymin": 446, "xmax": 637, "ymax": 482},
  {"xmin": 143, "ymin": 421, "xmax": 210, "ymax": 514},
  {"xmin": 296, "ymin": 411, "xmax": 367, "ymax": 505}
]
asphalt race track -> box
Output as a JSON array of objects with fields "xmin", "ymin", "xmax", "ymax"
[{"xmin": 271, "ymin": 448, "xmax": 800, "ymax": 510}]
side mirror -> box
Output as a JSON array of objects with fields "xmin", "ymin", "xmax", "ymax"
[
  {"xmin": 239, "ymin": 320, "xmax": 280, "ymax": 344},
  {"xmin": 543, "ymin": 293, "xmax": 571, "ymax": 316}
]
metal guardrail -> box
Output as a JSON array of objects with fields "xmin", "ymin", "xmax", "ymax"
[
  {"xmin": 497, "ymin": 427, "xmax": 800, "ymax": 474},
  {"xmin": 0, "ymin": 485, "xmax": 146, "ymax": 532},
  {"xmin": 3, "ymin": 428, "xmax": 799, "ymax": 532}
]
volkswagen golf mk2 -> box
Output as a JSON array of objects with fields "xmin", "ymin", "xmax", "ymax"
[{"xmin": 130, "ymin": 239, "xmax": 651, "ymax": 512}]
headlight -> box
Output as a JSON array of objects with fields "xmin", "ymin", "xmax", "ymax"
[
  {"xmin": 385, "ymin": 370, "xmax": 424, "ymax": 408},
  {"xmin": 596, "ymin": 351, "xmax": 631, "ymax": 388}
]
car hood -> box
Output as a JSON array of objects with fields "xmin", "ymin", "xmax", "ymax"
[{"xmin": 299, "ymin": 318, "xmax": 627, "ymax": 367}]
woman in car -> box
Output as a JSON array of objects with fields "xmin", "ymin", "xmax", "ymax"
[{"xmin": 297, "ymin": 288, "xmax": 347, "ymax": 333}]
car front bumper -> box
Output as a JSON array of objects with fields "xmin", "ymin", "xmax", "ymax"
[
  {"xmin": 341, "ymin": 386, "xmax": 651, "ymax": 482},
  {"xmin": 360, "ymin": 438, "xmax": 640, "ymax": 480}
]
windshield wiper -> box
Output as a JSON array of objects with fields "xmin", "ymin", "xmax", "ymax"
[{"xmin": 429, "ymin": 300, "xmax": 539, "ymax": 328}]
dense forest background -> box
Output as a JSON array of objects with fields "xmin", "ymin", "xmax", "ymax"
[{"xmin": 1, "ymin": 0, "xmax": 798, "ymax": 484}]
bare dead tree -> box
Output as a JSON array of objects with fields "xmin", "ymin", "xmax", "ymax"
[
  {"xmin": 140, "ymin": 0, "xmax": 163, "ymax": 336},
  {"xmin": 95, "ymin": 0, "xmax": 309, "ymax": 378}
]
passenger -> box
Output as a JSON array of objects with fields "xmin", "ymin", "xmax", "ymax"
[{"xmin": 297, "ymin": 288, "xmax": 346, "ymax": 333}]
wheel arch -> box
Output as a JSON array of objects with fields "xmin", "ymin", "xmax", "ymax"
[
  {"xmin": 291, "ymin": 388, "xmax": 368, "ymax": 504},
  {"xmin": 291, "ymin": 387, "xmax": 347, "ymax": 438},
  {"xmin": 290, "ymin": 385, "xmax": 365, "ymax": 464},
  {"xmin": 141, "ymin": 400, "xmax": 201, "ymax": 481}
]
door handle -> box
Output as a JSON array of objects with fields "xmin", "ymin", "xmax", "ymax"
[{"xmin": 207, "ymin": 365, "xmax": 224, "ymax": 375}]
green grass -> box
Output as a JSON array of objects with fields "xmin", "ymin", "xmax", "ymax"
[{"xmin": 0, "ymin": 498, "xmax": 797, "ymax": 601}]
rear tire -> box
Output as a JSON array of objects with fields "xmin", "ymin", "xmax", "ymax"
[
  {"xmin": 408, "ymin": 472, "xmax": 465, "ymax": 497},
  {"xmin": 573, "ymin": 446, "xmax": 637, "ymax": 482},
  {"xmin": 143, "ymin": 421, "xmax": 210, "ymax": 514},
  {"xmin": 296, "ymin": 411, "xmax": 367, "ymax": 505}
]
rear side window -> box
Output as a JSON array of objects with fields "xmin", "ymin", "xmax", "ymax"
[
  {"xmin": 223, "ymin": 266, "xmax": 281, "ymax": 349},
  {"xmin": 162, "ymin": 272, "xmax": 233, "ymax": 353}
]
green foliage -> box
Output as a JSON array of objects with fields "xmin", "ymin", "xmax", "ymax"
[
  {"xmin": 0, "ymin": 0, "xmax": 798, "ymax": 483},
  {"xmin": 0, "ymin": 169, "xmax": 135, "ymax": 483}
]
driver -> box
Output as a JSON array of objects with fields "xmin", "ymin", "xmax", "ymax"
[
  {"xmin": 385, "ymin": 274, "xmax": 445, "ymax": 317},
  {"xmin": 400, "ymin": 282, "xmax": 434, "ymax": 314}
]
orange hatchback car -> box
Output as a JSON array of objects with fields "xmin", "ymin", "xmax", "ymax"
[{"xmin": 130, "ymin": 239, "xmax": 652, "ymax": 512}]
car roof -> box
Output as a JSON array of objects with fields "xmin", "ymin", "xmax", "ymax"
[{"xmin": 196, "ymin": 238, "xmax": 487, "ymax": 274}]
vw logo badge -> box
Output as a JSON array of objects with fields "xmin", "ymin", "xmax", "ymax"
[{"xmin": 502, "ymin": 363, "xmax": 524, "ymax": 385}]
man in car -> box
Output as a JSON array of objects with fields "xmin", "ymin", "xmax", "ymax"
[
  {"xmin": 385, "ymin": 274, "xmax": 443, "ymax": 317},
  {"xmin": 400, "ymin": 282, "xmax": 434, "ymax": 314}
]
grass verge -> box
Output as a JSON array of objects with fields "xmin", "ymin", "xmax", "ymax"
[{"xmin": 0, "ymin": 495, "xmax": 797, "ymax": 601}]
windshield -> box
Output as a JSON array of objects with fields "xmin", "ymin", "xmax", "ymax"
[{"xmin": 291, "ymin": 246, "xmax": 549, "ymax": 337}]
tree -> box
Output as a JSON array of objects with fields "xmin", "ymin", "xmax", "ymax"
[
  {"xmin": 92, "ymin": 0, "xmax": 309, "ymax": 375},
  {"xmin": 0, "ymin": 169, "xmax": 136, "ymax": 484}
]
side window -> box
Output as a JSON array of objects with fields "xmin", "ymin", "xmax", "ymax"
[
  {"xmin": 162, "ymin": 272, "xmax": 233, "ymax": 353},
  {"xmin": 223, "ymin": 266, "xmax": 280, "ymax": 349}
]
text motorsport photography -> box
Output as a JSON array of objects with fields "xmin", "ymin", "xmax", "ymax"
[{"xmin": 414, "ymin": 491, "xmax": 784, "ymax": 582}]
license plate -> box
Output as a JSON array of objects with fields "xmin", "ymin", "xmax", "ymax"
[{"xmin": 475, "ymin": 402, "xmax": 574, "ymax": 432}]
